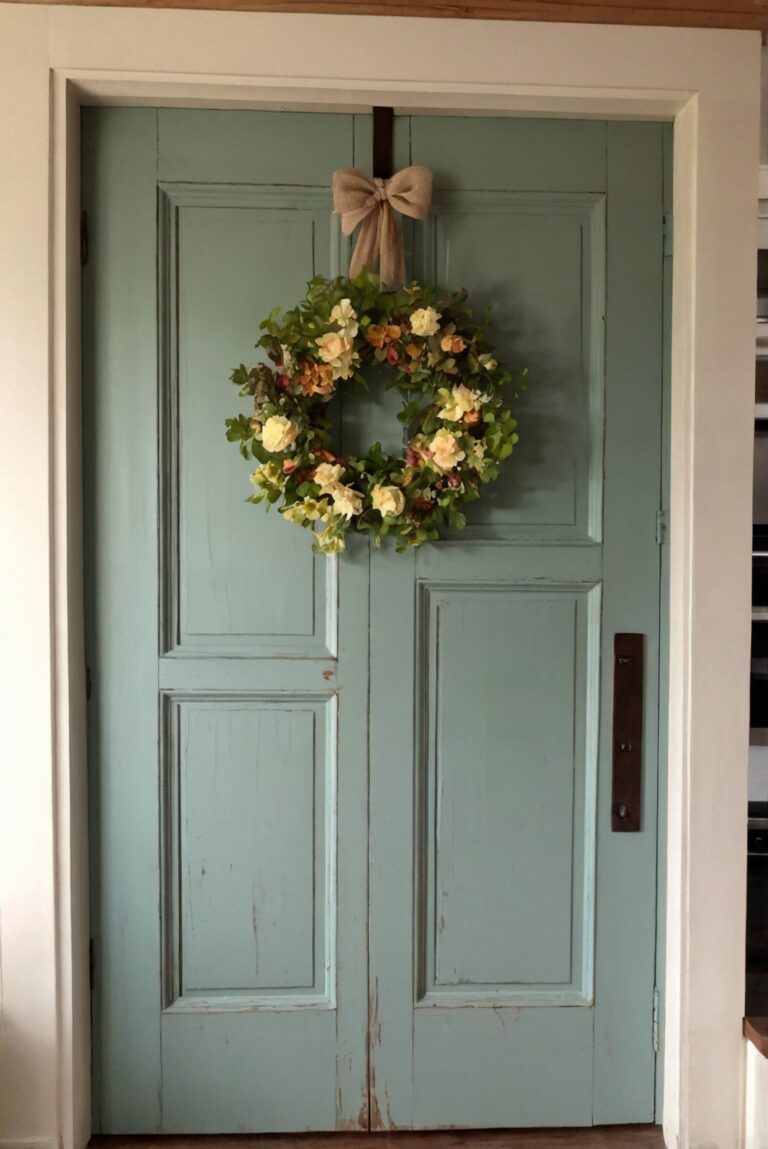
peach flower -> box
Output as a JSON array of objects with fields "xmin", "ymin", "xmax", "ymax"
[
  {"xmin": 366, "ymin": 324, "xmax": 402, "ymax": 349},
  {"xmin": 429, "ymin": 429, "xmax": 466, "ymax": 471},
  {"xmin": 440, "ymin": 334, "xmax": 466, "ymax": 355}
]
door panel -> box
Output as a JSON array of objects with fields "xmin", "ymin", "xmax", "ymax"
[
  {"xmin": 419, "ymin": 583, "xmax": 598, "ymax": 998},
  {"xmin": 163, "ymin": 186, "xmax": 340, "ymax": 657},
  {"xmin": 169, "ymin": 697, "xmax": 330, "ymax": 996},
  {"xmin": 84, "ymin": 108, "xmax": 665, "ymax": 1134},
  {"xmin": 421, "ymin": 193, "xmax": 604, "ymax": 539}
]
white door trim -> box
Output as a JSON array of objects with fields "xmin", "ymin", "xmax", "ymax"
[{"xmin": 0, "ymin": 9, "xmax": 760, "ymax": 1149}]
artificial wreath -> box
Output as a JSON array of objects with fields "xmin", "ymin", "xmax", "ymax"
[{"xmin": 226, "ymin": 270, "xmax": 522, "ymax": 554}]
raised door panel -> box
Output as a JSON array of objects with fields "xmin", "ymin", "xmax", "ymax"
[
  {"xmin": 419, "ymin": 192, "xmax": 605, "ymax": 541},
  {"xmin": 417, "ymin": 583, "xmax": 599, "ymax": 1004},
  {"xmin": 163, "ymin": 695, "xmax": 335, "ymax": 1004},
  {"xmin": 160, "ymin": 187, "xmax": 340, "ymax": 658}
]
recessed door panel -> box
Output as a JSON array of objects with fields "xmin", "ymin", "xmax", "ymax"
[
  {"xmin": 418, "ymin": 583, "xmax": 599, "ymax": 1000},
  {"xmin": 164, "ymin": 696, "xmax": 334, "ymax": 1001},
  {"xmin": 420, "ymin": 194, "xmax": 604, "ymax": 541},
  {"xmin": 162, "ymin": 189, "xmax": 339, "ymax": 658}
]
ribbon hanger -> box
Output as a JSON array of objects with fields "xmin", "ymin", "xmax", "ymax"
[
  {"xmin": 373, "ymin": 106, "xmax": 394, "ymax": 180},
  {"xmin": 332, "ymin": 106, "xmax": 432, "ymax": 289}
]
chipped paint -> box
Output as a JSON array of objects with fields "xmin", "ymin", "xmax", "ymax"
[
  {"xmin": 369, "ymin": 1064, "xmax": 384, "ymax": 1132},
  {"xmin": 335, "ymin": 1084, "xmax": 368, "ymax": 1131},
  {"xmin": 368, "ymin": 977, "xmax": 382, "ymax": 1049}
]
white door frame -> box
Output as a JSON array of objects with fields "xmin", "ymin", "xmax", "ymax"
[{"xmin": 0, "ymin": 9, "xmax": 760, "ymax": 1149}]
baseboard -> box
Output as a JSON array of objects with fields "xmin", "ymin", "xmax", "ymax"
[{"xmin": 0, "ymin": 1139, "xmax": 60, "ymax": 1149}]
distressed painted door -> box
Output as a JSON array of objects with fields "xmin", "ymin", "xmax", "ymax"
[
  {"xmin": 84, "ymin": 108, "xmax": 665, "ymax": 1133},
  {"xmin": 368, "ymin": 116, "xmax": 665, "ymax": 1129}
]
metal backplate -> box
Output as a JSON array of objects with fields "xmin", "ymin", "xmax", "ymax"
[{"xmin": 611, "ymin": 633, "xmax": 644, "ymax": 832}]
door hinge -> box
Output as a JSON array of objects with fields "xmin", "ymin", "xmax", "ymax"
[
  {"xmin": 80, "ymin": 209, "xmax": 89, "ymax": 267},
  {"xmin": 655, "ymin": 509, "xmax": 668, "ymax": 546},
  {"xmin": 652, "ymin": 985, "xmax": 660, "ymax": 1053},
  {"xmin": 663, "ymin": 212, "xmax": 673, "ymax": 258}
]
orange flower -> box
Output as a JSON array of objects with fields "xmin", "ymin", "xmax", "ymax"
[
  {"xmin": 405, "ymin": 342, "xmax": 422, "ymax": 359},
  {"xmin": 463, "ymin": 409, "xmax": 482, "ymax": 426},
  {"xmin": 367, "ymin": 324, "xmax": 402, "ymax": 349},
  {"xmin": 298, "ymin": 361, "xmax": 335, "ymax": 396},
  {"xmin": 440, "ymin": 334, "xmax": 466, "ymax": 355}
]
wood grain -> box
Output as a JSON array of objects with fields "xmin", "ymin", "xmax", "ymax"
[
  {"xmin": 2, "ymin": 0, "xmax": 767, "ymax": 32},
  {"xmin": 90, "ymin": 1129, "xmax": 666, "ymax": 1149}
]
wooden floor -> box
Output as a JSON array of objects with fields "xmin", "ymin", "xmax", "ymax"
[{"xmin": 90, "ymin": 1128, "xmax": 665, "ymax": 1149}]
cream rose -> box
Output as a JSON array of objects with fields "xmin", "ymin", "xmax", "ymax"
[
  {"xmin": 429, "ymin": 429, "xmax": 466, "ymax": 471},
  {"xmin": 332, "ymin": 348, "xmax": 358, "ymax": 380},
  {"xmin": 371, "ymin": 484, "xmax": 405, "ymax": 518},
  {"xmin": 315, "ymin": 331, "xmax": 358, "ymax": 380},
  {"xmin": 313, "ymin": 462, "xmax": 345, "ymax": 492},
  {"xmin": 316, "ymin": 331, "xmax": 349, "ymax": 363},
  {"xmin": 437, "ymin": 383, "xmax": 482, "ymax": 423},
  {"xmin": 330, "ymin": 299, "xmax": 359, "ymax": 338},
  {"xmin": 330, "ymin": 482, "xmax": 363, "ymax": 519},
  {"xmin": 409, "ymin": 306, "xmax": 441, "ymax": 338},
  {"xmin": 262, "ymin": 415, "xmax": 299, "ymax": 453}
]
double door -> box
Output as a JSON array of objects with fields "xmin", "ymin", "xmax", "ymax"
[{"xmin": 84, "ymin": 107, "xmax": 666, "ymax": 1132}]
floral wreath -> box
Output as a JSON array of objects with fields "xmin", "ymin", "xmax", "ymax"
[{"xmin": 226, "ymin": 270, "xmax": 522, "ymax": 554}]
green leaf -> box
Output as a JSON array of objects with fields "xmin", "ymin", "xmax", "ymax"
[{"xmin": 249, "ymin": 441, "xmax": 270, "ymax": 464}]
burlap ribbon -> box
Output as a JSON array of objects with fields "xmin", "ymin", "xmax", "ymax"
[{"xmin": 332, "ymin": 166, "xmax": 433, "ymax": 287}]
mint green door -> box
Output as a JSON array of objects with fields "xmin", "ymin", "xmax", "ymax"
[{"xmin": 84, "ymin": 108, "xmax": 666, "ymax": 1134}]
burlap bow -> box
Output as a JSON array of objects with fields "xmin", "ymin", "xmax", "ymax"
[{"xmin": 332, "ymin": 166, "xmax": 433, "ymax": 287}]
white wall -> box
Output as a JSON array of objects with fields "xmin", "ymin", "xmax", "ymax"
[{"xmin": 747, "ymin": 1043, "xmax": 768, "ymax": 1149}]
